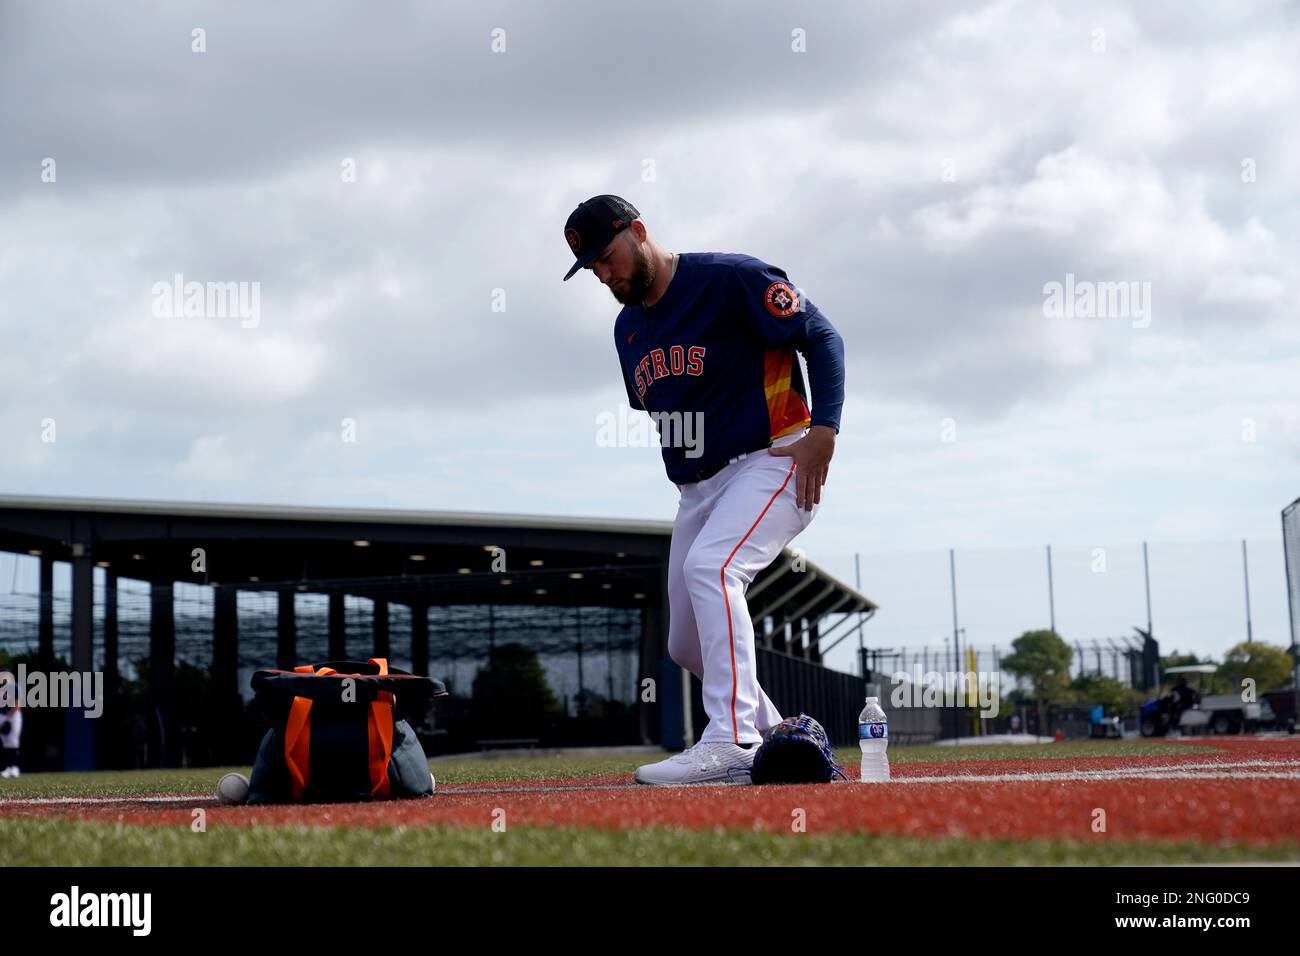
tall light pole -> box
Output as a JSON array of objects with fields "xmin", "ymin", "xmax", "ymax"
[
  {"xmin": 1046, "ymin": 544, "xmax": 1056, "ymax": 632},
  {"xmin": 855, "ymin": 552, "xmax": 866, "ymax": 676},
  {"xmin": 1142, "ymin": 542, "xmax": 1153, "ymax": 636},
  {"xmin": 1242, "ymin": 539, "xmax": 1253, "ymax": 645},
  {"xmin": 950, "ymin": 549, "xmax": 960, "ymax": 741},
  {"xmin": 949, "ymin": 549, "xmax": 960, "ymax": 673}
]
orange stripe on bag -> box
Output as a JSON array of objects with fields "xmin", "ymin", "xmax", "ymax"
[
  {"xmin": 367, "ymin": 692, "xmax": 395, "ymax": 797},
  {"xmin": 365, "ymin": 660, "xmax": 393, "ymax": 795},
  {"xmin": 287, "ymin": 659, "xmax": 393, "ymax": 799},
  {"xmin": 285, "ymin": 696, "xmax": 313, "ymax": 800}
]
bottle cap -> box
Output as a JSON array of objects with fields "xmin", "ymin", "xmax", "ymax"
[{"xmin": 865, "ymin": 696, "xmax": 879, "ymax": 704}]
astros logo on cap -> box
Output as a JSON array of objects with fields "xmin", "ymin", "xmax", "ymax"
[
  {"xmin": 764, "ymin": 280, "xmax": 799, "ymax": 318},
  {"xmin": 565, "ymin": 228, "xmax": 581, "ymax": 253}
]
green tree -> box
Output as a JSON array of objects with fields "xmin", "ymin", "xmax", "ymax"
[
  {"xmin": 1001, "ymin": 630, "xmax": 1074, "ymax": 734},
  {"xmin": 122, "ymin": 657, "xmax": 238, "ymax": 767},
  {"xmin": 1218, "ymin": 641, "xmax": 1295, "ymax": 696},
  {"xmin": 1067, "ymin": 673, "xmax": 1143, "ymax": 718},
  {"xmin": 470, "ymin": 643, "xmax": 562, "ymax": 740}
]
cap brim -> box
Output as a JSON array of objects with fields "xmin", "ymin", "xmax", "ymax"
[{"xmin": 563, "ymin": 247, "xmax": 601, "ymax": 281}]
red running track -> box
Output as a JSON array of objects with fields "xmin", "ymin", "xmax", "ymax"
[{"xmin": 2, "ymin": 737, "xmax": 1298, "ymax": 846}]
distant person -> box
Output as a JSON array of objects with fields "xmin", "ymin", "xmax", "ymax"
[
  {"xmin": 1170, "ymin": 676, "xmax": 1198, "ymax": 716},
  {"xmin": 0, "ymin": 672, "xmax": 21, "ymax": 778},
  {"xmin": 1160, "ymin": 675, "xmax": 1199, "ymax": 734}
]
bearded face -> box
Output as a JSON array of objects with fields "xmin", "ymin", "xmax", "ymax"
[{"xmin": 610, "ymin": 236, "xmax": 657, "ymax": 307}]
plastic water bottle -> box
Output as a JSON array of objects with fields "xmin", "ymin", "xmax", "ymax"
[{"xmin": 858, "ymin": 696, "xmax": 890, "ymax": 782}]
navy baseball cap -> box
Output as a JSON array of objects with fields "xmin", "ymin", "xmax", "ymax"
[{"xmin": 562, "ymin": 195, "xmax": 640, "ymax": 280}]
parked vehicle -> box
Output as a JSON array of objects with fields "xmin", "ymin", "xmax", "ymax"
[
  {"xmin": 1262, "ymin": 689, "xmax": 1298, "ymax": 733},
  {"xmin": 1138, "ymin": 664, "xmax": 1272, "ymax": 736}
]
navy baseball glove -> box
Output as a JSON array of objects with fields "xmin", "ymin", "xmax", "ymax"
[{"xmin": 749, "ymin": 713, "xmax": 848, "ymax": 784}]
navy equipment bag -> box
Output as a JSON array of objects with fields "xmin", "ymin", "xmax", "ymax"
[{"xmin": 248, "ymin": 658, "xmax": 446, "ymax": 804}]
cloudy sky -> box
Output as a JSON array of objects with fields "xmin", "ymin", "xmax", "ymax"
[{"xmin": 2, "ymin": 1, "xmax": 1297, "ymax": 667}]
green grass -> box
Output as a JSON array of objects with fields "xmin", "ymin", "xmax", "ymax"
[
  {"xmin": 434, "ymin": 741, "xmax": 1212, "ymax": 784},
  {"xmin": 1, "ymin": 741, "xmax": 1274, "ymax": 866},
  {"xmin": 0, "ymin": 758, "xmax": 642, "ymax": 798},
  {"xmin": 1, "ymin": 819, "xmax": 1295, "ymax": 866},
  {"xmin": 429, "ymin": 755, "xmax": 650, "ymax": 784},
  {"xmin": 843, "ymin": 740, "xmax": 1216, "ymax": 765},
  {"xmin": 0, "ymin": 766, "xmax": 256, "ymax": 799},
  {"xmin": 0, "ymin": 740, "xmax": 1213, "ymax": 799}
]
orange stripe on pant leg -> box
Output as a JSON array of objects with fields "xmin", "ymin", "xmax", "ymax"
[{"xmin": 718, "ymin": 460, "xmax": 798, "ymax": 743}]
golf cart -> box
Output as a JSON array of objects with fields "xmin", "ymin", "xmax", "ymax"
[{"xmin": 1139, "ymin": 664, "xmax": 1271, "ymax": 737}]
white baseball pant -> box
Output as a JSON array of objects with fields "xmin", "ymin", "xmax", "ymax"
[
  {"xmin": 667, "ymin": 429, "xmax": 817, "ymax": 745},
  {"xmin": 0, "ymin": 706, "xmax": 21, "ymax": 749}
]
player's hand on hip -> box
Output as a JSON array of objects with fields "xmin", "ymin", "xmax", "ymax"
[{"xmin": 768, "ymin": 425, "xmax": 835, "ymax": 512}]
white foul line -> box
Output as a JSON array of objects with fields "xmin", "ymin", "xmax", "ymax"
[
  {"xmin": 0, "ymin": 784, "xmax": 642, "ymax": 806},
  {"xmin": 0, "ymin": 795, "xmax": 207, "ymax": 806},
  {"xmin": 893, "ymin": 759, "xmax": 1300, "ymax": 784},
  {"xmin": 2, "ymin": 760, "xmax": 1298, "ymax": 804}
]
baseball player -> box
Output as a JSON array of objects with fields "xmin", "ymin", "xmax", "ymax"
[
  {"xmin": 0, "ymin": 671, "xmax": 21, "ymax": 778},
  {"xmin": 562, "ymin": 195, "xmax": 845, "ymax": 784}
]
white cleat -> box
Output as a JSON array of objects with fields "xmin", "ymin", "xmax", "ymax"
[{"xmin": 634, "ymin": 740, "xmax": 757, "ymax": 786}]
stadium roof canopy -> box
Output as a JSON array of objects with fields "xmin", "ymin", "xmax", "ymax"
[
  {"xmin": 0, "ymin": 494, "xmax": 877, "ymax": 617},
  {"xmin": 0, "ymin": 494, "xmax": 878, "ymax": 769}
]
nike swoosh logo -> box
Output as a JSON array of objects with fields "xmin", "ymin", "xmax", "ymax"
[{"xmin": 626, "ymin": 330, "xmax": 638, "ymax": 344}]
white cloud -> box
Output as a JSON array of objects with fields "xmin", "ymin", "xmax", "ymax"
[
  {"xmin": 1, "ymin": 0, "xmax": 1298, "ymax": 662},
  {"xmin": 175, "ymin": 434, "xmax": 256, "ymax": 484}
]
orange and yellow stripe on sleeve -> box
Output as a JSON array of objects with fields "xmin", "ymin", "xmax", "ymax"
[{"xmin": 764, "ymin": 349, "xmax": 811, "ymax": 439}]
